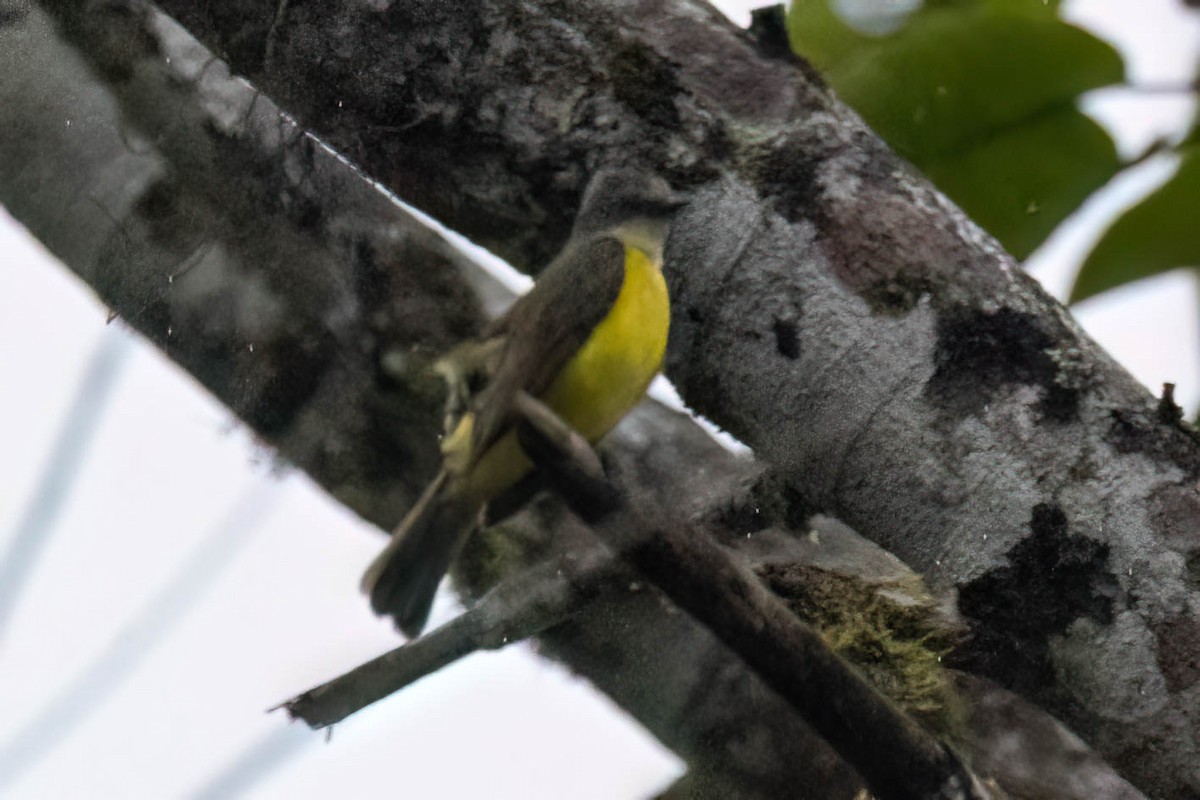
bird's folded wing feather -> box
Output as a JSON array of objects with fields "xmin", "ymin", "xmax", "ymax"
[{"xmin": 468, "ymin": 235, "xmax": 626, "ymax": 458}]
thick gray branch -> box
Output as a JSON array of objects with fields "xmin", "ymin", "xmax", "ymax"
[{"xmin": 283, "ymin": 548, "xmax": 619, "ymax": 729}]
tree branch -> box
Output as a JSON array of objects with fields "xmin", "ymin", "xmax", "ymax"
[
  {"xmin": 282, "ymin": 547, "xmax": 618, "ymax": 729},
  {"xmin": 510, "ymin": 392, "xmax": 992, "ymax": 800}
]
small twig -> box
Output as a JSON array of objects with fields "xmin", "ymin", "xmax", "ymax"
[
  {"xmin": 747, "ymin": 4, "xmax": 794, "ymax": 62},
  {"xmin": 1156, "ymin": 382, "xmax": 1184, "ymax": 426},
  {"xmin": 512, "ymin": 393, "xmax": 994, "ymax": 800},
  {"xmin": 281, "ymin": 546, "xmax": 618, "ymax": 728}
]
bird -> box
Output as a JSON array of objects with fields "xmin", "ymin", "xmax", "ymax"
[{"xmin": 361, "ymin": 165, "xmax": 687, "ymax": 638}]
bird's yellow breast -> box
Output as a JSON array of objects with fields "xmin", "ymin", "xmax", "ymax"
[
  {"xmin": 540, "ymin": 245, "xmax": 670, "ymax": 440},
  {"xmin": 462, "ymin": 246, "xmax": 669, "ymax": 498}
]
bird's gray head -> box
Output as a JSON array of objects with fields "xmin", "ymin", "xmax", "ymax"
[{"xmin": 572, "ymin": 167, "xmax": 688, "ymax": 259}]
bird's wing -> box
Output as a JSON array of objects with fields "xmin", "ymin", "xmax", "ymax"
[{"xmin": 468, "ymin": 234, "xmax": 626, "ymax": 458}]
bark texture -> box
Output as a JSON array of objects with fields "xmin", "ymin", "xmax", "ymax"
[{"xmin": 3, "ymin": 0, "xmax": 1197, "ymax": 796}]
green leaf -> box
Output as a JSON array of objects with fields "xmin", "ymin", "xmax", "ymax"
[
  {"xmin": 1071, "ymin": 146, "xmax": 1200, "ymax": 303},
  {"xmin": 924, "ymin": 106, "xmax": 1119, "ymax": 258},
  {"xmin": 787, "ymin": 0, "xmax": 875, "ymax": 68},
  {"xmin": 787, "ymin": 0, "xmax": 1124, "ymax": 257}
]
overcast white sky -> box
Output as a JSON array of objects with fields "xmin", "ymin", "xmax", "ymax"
[{"xmin": 1, "ymin": 1, "xmax": 1198, "ymax": 798}]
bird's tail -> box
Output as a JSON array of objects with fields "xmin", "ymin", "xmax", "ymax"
[{"xmin": 361, "ymin": 470, "xmax": 484, "ymax": 638}]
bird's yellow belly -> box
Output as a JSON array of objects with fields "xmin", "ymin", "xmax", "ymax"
[
  {"xmin": 466, "ymin": 246, "xmax": 670, "ymax": 498},
  {"xmin": 540, "ymin": 247, "xmax": 669, "ymax": 440}
]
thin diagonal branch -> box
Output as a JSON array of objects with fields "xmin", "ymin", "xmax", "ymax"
[
  {"xmin": 511, "ymin": 393, "xmax": 992, "ymax": 800},
  {"xmin": 282, "ymin": 546, "xmax": 618, "ymax": 728}
]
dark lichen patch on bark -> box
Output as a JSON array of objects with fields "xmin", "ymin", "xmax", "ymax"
[
  {"xmin": 772, "ymin": 316, "xmax": 799, "ymax": 359},
  {"xmin": 705, "ymin": 470, "xmax": 815, "ymax": 543},
  {"xmin": 860, "ymin": 273, "xmax": 940, "ymax": 316},
  {"xmin": 237, "ymin": 330, "xmax": 339, "ymax": 435},
  {"xmin": 925, "ymin": 306, "xmax": 1081, "ymax": 423},
  {"xmin": 220, "ymin": 0, "xmax": 587, "ymax": 269},
  {"xmin": 952, "ymin": 503, "xmax": 1118, "ymax": 696},
  {"xmin": 708, "ymin": 486, "xmax": 773, "ymax": 539},
  {"xmin": 607, "ymin": 38, "xmax": 681, "ymax": 129},
  {"xmin": 1148, "ymin": 483, "xmax": 1200, "ymax": 555},
  {"xmin": 1186, "ymin": 552, "xmax": 1200, "ymax": 592},
  {"xmin": 453, "ymin": 490, "xmax": 578, "ymax": 600},
  {"xmin": 452, "ymin": 521, "xmax": 537, "ymax": 599},
  {"xmin": 737, "ymin": 135, "xmax": 822, "ymax": 223},
  {"xmin": 94, "ymin": 192, "xmax": 336, "ymax": 437},
  {"xmin": 1152, "ymin": 616, "xmax": 1200, "ymax": 693},
  {"xmin": 133, "ymin": 177, "xmax": 181, "ymax": 227},
  {"xmin": 1107, "ymin": 406, "xmax": 1200, "ymax": 478},
  {"xmin": 356, "ymin": 236, "xmax": 483, "ymax": 352},
  {"xmin": 0, "ymin": 4, "xmax": 28, "ymax": 25}
]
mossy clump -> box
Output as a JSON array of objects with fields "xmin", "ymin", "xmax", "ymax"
[{"xmin": 758, "ymin": 563, "xmax": 964, "ymax": 738}]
